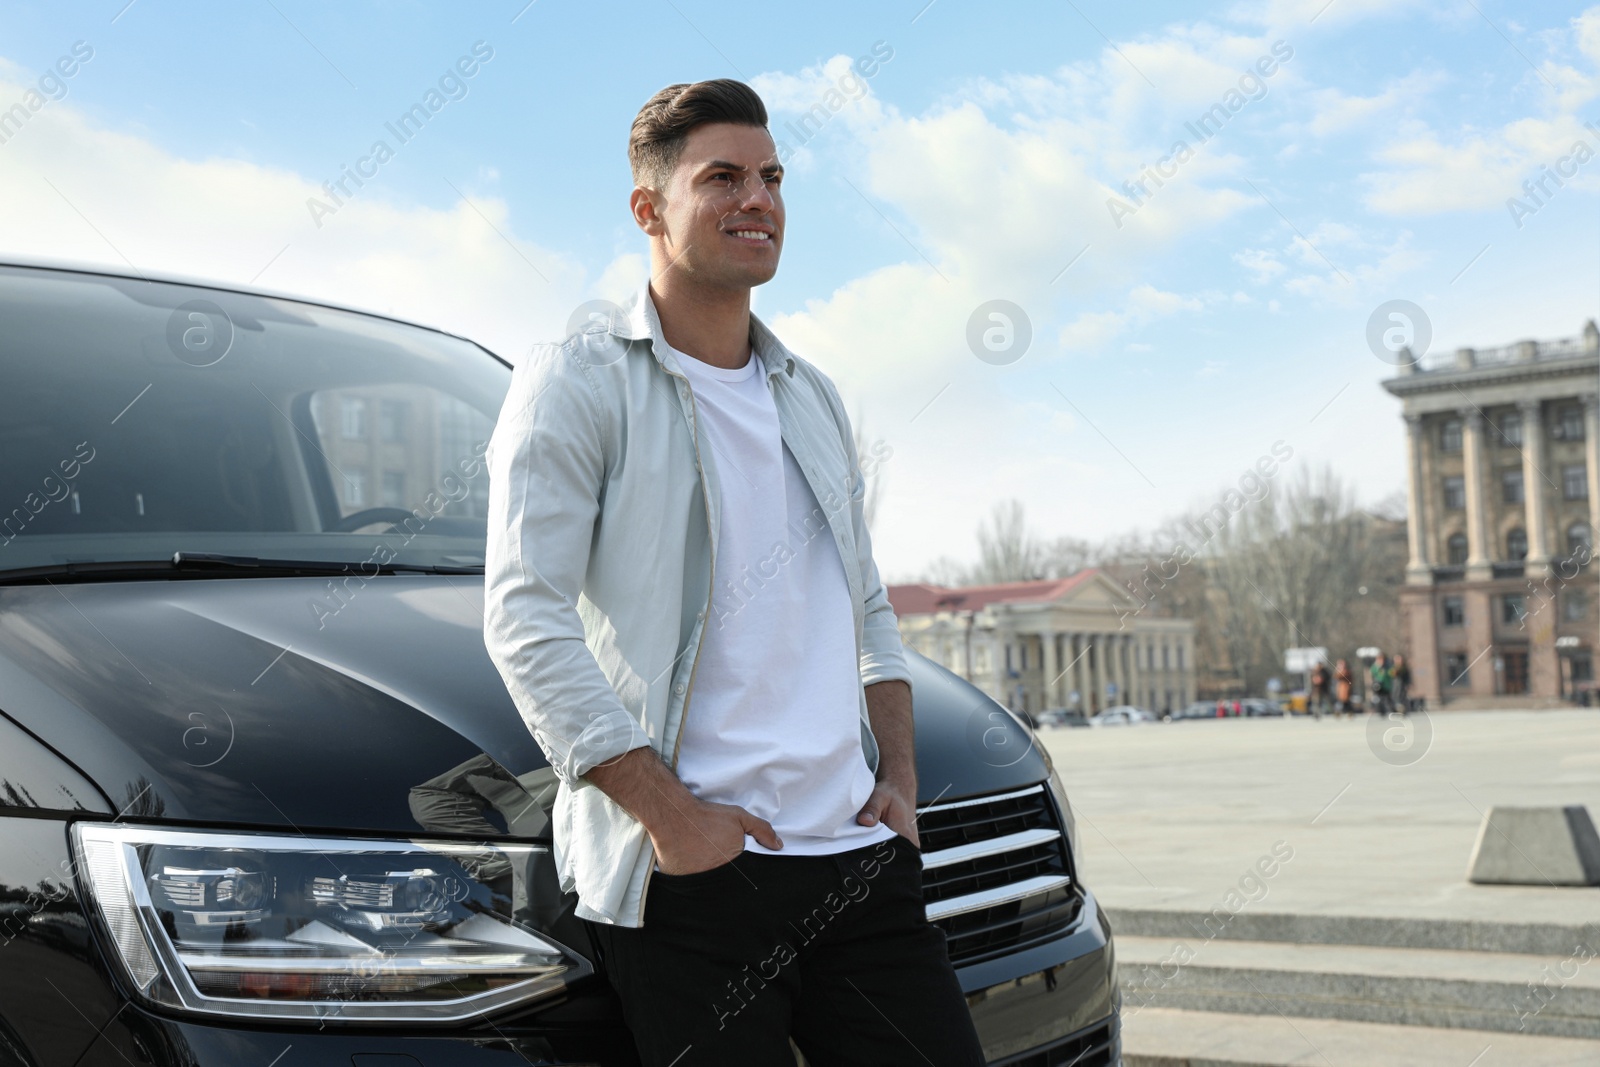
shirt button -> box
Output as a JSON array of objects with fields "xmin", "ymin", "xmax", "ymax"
[{"xmin": 674, "ymin": 683, "xmax": 686, "ymax": 695}]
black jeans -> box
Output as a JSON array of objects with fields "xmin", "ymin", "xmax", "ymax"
[{"xmin": 584, "ymin": 834, "xmax": 987, "ymax": 1067}]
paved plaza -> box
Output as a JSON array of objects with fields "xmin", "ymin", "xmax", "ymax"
[{"xmin": 1040, "ymin": 708, "xmax": 1600, "ymax": 929}]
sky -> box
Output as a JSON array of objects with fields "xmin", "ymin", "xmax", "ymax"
[{"xmin": 0, "ymin": 0, "xmax": 1596, "ymax": 580}]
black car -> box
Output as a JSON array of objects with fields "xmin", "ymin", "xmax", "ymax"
[{"xmin": 0, "ymin": 260, "xmax": 1120, "ymax": 1066}]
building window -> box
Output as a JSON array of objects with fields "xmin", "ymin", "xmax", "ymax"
[
  {"xmin": 1501, "ymin": 594, "xmax": 1526, "ymax": 625},
  {"xmin": 1565, "ymin": 589, "xmax": 1589, "ymax": 622},
  {"xmin": 1505, "ymin": 527, "xmax": 1527, "ymax": 561},
  {"xmin": 1570, "ymin": 522, "xmax": 1594, "ymax": 556},
  {"xmin": 1501, "ymin": 469, "xmax": 1524, "ymax": 504},
  {"xmin": 1444, "ymin": 652, "xmax": 1469, "ymax": 686},
  {"xmin": 1162, "ymin": 644, "xmax": 1170, "ymax": 669},
  {"xmin": 1573, "ymin": 654, "xmax": 1595, "ymax": 684},
  {"xmin": 340, "ymin": 397, "xmax": 367, "ymax": 440},
  {"xmin": 1439, "ymin": 418, "xmax": 1463, "ymax": 452},
  {"xmin": 1497, "ymin": 411, "xmax": 1523, "ymax": 446},
  {"xmin": 1177, "ymin": 645, "xmax": 1185, "ymax": 670},
  {"xmin": 1555, "ymin": 405, "xmax": 1585, "ymax": 441},
  {"xmin": 381, "ymin": 471, "xmax": 406, "ymax": 508},
  {"xmin": 379, "ymin": 400, "xmax": 409, "ymax": 443},
  {"xmin": 1443, "ymin": 476, "xmax": 1466, "ymax": 510},
  {"xmin": 344, "ymin": 470, "xmax": 366, "ymax": 507},
  {"xmin": 1441, "ymin": 596, "xmax": 1464, "ymax": 626},
  {"xmin": 1446, "ymin": 533, "xmax": 1469, "ymax": 565},
  {"xmin": 1564, "ymin": 464, "xmax": 1589, "ymax": 500}
]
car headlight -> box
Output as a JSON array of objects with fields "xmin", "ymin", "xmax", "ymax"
[{"xmin": 72, "ymin": 823, "xmax": 590, "ymax": 1023}]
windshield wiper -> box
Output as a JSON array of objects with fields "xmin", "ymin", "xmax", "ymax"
[{"xmin": 0, "ymin": 552, "xmax": 484, "ymax": 586}]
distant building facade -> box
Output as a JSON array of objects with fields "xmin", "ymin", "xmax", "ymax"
[
  {"xmin": 313, "ymin": 387, "xmax": 494, "ymax": 522},
  {"xmin": 887, "ymin": 571, "xmax": 1197, "ymax": 715},
  {"xmin": 1382, "ymin": 321, "xmax": 1599, "ymax": 703}
]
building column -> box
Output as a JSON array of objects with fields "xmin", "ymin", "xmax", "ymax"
[
  {"xmin": 1110, "ymin": 634, "xmax": 1127, "ymax": 705},
  {"xmin": 1076, "ymin": 634, "xmax": 1088, "ymax": 708},
  {"xmin": 1403, "ymin": 413, "xmax": 1433, "ymax": 583},
  {"xmin": 1586, "ymin": 395, "xmax": 1600, "ymax": 541},
  {"xmin": 1184, "ymin": 635, "xmax": 1196, "ymax": 705},
  {"xmin": 1059, "ymin": 634, "xmax": 1076, "ymax": 710},
  {"xmin": 1129, "ymin": 634, "xmax": 1146, "ymax": 708},
  {"xmin": 1520, "ymin": 400, "xmax": 1551, "ymax": 574},
  {"xmin": 1041, "ymin": 628, "xmax": 1059, "ymax": 710},
  {"xmin": 1461, "ymin": 408, "xmax": 1494, "ymax": 579},
  {"xmin": 1088, "ymin": 634, "xmax": 1104, "ymax": 713},
  {"xmin": 1060, "ymin": 633, "xmax": 1075, "ymax": 708}
]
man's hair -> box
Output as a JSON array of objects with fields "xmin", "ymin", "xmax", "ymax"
[{"xmin": 629, "ymin": 79, "xmax": 768, "ymax": 188}]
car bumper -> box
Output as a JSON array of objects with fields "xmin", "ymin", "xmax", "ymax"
[
  {"xmin": 72, "ymin": 898, "xmax": 1117, "ymax": 1067},
  {"xmin": 961, "ymin": 887, "xmax": 1120, "ymax": 1065}
]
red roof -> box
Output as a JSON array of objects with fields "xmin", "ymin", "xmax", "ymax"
[{"xmin": 887, "ymin": 570, "xmax": 1100, "ymax": 617}]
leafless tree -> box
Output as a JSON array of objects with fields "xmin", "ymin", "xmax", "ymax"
[
  {"xmin": 971, "ymin": 499, "xmax": 1047, "ymax": 584},
  {"xmin": 1201, "ymin": 465, "xmax": 1406, "ymax": 693}
]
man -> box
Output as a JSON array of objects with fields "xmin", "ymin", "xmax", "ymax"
[
  {"xmin": 1308, "ymin": 660, "xmax": 1330, "ymax": 721},
  {"xmin": 1334, "ymin": 658, "xmax": 1354, "ymax": 718},
  {"xmin": 1369, "ymin": 653, "xmax": 1393, "ymax": 716},
  {"xmin": 483, "ymin": 79, "xmax": 986, "ymax": 1067},
  {"xmin": 1390, "ymin": 653, "xmax": 1412, "ymax": 716}
]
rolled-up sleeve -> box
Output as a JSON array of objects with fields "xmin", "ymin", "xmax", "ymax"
[{"xmin": 483, "ymin": 344, "xmax": 652, "ymax": 785}]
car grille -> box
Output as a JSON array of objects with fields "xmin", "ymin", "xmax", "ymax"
[
  {"xmin": 988, "ymin": 1013, "xmax": 1119, "ymax": 1067},
  {"xmin": 918, "ymin": 783, "xmax": 1081, "ymax": 967}
]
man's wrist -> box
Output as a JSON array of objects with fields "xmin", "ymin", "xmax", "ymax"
[
  {"xmin": 583, "ymin": 745, "xmax": 703, "ymax": 840},
  {"xmin": 876, "ymin": 765, "xmax": 917, "ymax": 799}
]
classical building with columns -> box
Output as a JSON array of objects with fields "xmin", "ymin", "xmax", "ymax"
[
  {"xmin": 1382, "ymin": 320, "xmax": 1598, "ymax": 703},
  {"xmin": 887, "ymin": 571, "xmax": 1197, "ymax": 715}
]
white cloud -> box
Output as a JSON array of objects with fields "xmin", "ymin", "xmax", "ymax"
[
  {"xmin": 1303, "ymin": 71, "xmax": 1447, "ymax": 137},
  {"xmin": 1057, "ymin": 286, "xmax": 1204, "ymax": 351},
  {"xmin": 1359, "ymin": 8, "xmax": 1600, "ymax": 215},
  {"xmin": 0, "ymin": 57, "xmax": 615, "ymax": 366},
  {"xmin": 1234, "ymin": 247, "xmax": 1286, "ymax": 281}
]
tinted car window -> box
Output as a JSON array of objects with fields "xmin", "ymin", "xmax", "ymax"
[{"xmin": 0, "ymin": 265, "xmax": 509, "ymax": 573}]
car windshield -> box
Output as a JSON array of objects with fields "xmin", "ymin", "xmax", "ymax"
[{"xmin": 0, "ymin": 265, "xmax": 510, "ymax": 577}]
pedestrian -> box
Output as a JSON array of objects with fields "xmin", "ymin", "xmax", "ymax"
[
  {"xmin": 1334, "ymin": 659, "xmax": 1354, "ymax": 718},
  {"xmin": 1309, "ymin": 661, "xmax": 1331, "ymax": 720},
  {"xmin": 1369, "ymin": 653, "xmax": 1394, "ymax": 716},
  {"xmin": 1231, "ymin": 697, "xmax": 1243, "ymax": 718},
  {"xmin": 1216, "ymin": 697, "xmax": 1227, "ymax": 719},
  {"xmin": 1391, "ymin": 654, "xmax": 1412, "ymax": 715},
  {"xmin": 482, "ymin": 80, "xmax": 985, "ymax": 1066}
]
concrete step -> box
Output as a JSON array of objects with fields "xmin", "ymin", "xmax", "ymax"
[
  {"xmin": 1109, "ymin": 906, "xmax": 1600, "ymax": 957},
  {"xmin": 1117, "ymin": 934, "xmax": 1600, "ymax": 1038},
  {"xmin": 1122, "ymin": 1006, "xmax": 1600, "ymax": 1066}
]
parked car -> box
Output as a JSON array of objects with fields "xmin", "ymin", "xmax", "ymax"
[
  {"xmin": 0, "ymin": 259, "xmax": 1121, "ymax": 1066},
  {"xmin": 1241, "ymin": 698, "xmax": 1286, "ymax": 718},
  {"xmin": 1167, "ymin": 701, "xmax": 1218, "ymax": 722},
  {"xmin": 1037, "ymin": 707, "xmax": 1090, "ymax": 729},
  {"xmin": 1088, "ymin": 705, "xmax": 1157, "ymax": 727}
]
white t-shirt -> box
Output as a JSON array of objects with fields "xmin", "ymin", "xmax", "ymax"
[{"xmin": 663, "ymin": 338, "xmax": 895, "ymax": 857}]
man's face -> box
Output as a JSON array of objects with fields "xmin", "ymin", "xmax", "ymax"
[{"xmin": 645, "ymin": 122, "xmax": 784, "ymax": 291}]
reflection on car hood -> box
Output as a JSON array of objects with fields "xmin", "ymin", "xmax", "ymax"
[{"xmin": 0, "ymin": 577, "xmax": 1047, "ymax": 835}]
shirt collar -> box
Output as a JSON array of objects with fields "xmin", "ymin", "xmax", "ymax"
[{"xmin": 617, "ymin": 281, "xmax": 795, "ymax": 380}]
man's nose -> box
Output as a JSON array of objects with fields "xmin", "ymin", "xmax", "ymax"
[{"xmin": 736, "ymin": 172, "xmax": 775, "ymax": 212}]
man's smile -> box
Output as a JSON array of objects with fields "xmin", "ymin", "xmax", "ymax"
[{"xmin": 723, "ymin": 222, "xmax": 775, "ymax": 244}]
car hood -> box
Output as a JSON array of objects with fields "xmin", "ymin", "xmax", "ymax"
[{"xmin": 0, "ymin": 577, "xmax": 1048, "ymax": 836}]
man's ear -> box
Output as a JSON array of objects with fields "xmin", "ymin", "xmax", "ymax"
[{"xmin": 631, "ymin": 186, "xmax": 665, "ymax": 237}]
